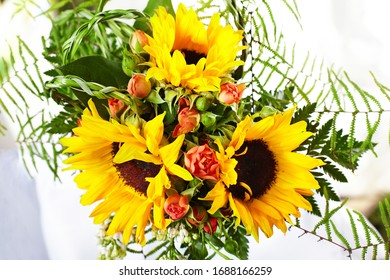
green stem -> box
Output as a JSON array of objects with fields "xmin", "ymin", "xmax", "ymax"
[
  {"xmin": 204, "ymin": 239, "xmax": 232, "ymax": 260},
  {"xmin": 97, "ymin": 0, "xmax": 109, "ymax": 12}
]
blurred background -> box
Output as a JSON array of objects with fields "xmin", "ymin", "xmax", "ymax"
[{"xmin": 0, "ymin": 0, "xmax": 389, "ymax": 259}]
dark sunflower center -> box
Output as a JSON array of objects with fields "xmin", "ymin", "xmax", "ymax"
[
  {"xmin": 229, "ymin": 140, "xmax": 277, "ymax": 201},
  {"xmin": 178, "ymin": 49, "xmax": 206, "ymax": 65},
  {"xmin": 112, "ymin": 143, "xmax": 160, "ymax": 196}
]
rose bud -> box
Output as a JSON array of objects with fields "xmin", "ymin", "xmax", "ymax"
[
  {"xmin": 195, "ymin": 93, "xmax": 214, "ymax": 111},
  {"xmin": 187, "ymin": 206, "xmax": 208, "ymax": 226},
  {"xmin": 108, "ymin": 98, "xmax": 127, "ymax": 118},
  {"xmin": 184, "ymin": 144, "xmax": 219, "ymax": 181},
  {"xmin": 122, "ymin": 53, "xmax": 138, "ymax": 77},
  {"xmin": 164, "ymin": 193, "xmax": 190, "ymax": 220},
  {"xmin": 172, "ymin": 98, "xmax": 200, "ymax": 137},
  {"xmin": 130, "ymin": 30, "xmax": 149, "ymax": 53},
  {"xmin": 203, "ymin": 217, "xmax": 218, "ymax": 234},
  {"xmin": 200, "ymin": 112, "xmax": 217, "ymax": 128},
  {"xmin": 127, "ymin": 73, "xmax": 152, "ymax": 98},
  {"xmin": 218, "ymin": 83, "xmax": 246, "ymax": 105}
]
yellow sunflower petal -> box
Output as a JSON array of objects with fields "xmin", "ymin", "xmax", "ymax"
[
  {"xmin": 201, "ymin": 181, "xmax": 229, "ymax": 214},
  {"xmin": 144, "ymin": 113, "xmax": 165, "ymax": 156},
  {"xmin": 121, "ymin": 200, "xmax": 153, "ymax": 245},
  {"xmin": 159, "ymin": 134, "xmax": 184, "ymax": 166},
  {"xmin": 144, "ymin": 4, "xmax": 244, "ymax": 91},
  {"xmin": 245, "ymin": 115, "xmax": 275, "ymax": 141},
  {"xmin": 204, "ymin": 105, "xmax": 323, "ymax": 241},
  {"xmin": 61, "ymin": 100, "xmax": 170, "ymax": 246},
  {"xmin": 230, "ymin": 116, "xmax": 250, "ymax": 150}
]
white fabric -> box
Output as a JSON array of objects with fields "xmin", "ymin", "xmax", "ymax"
[{"xmin": 0, "ymin": 148, "xmax": 48, "ymax": 259}]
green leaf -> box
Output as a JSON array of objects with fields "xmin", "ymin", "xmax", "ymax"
[
  {"xmin": 228, "ymin": 226, "xmax": 249, "ymax": 260},
  {"xmin": 134, "ymin": 0, "xmax": 175, "ymax": 32},
  {"xmin": 312, "ymin": 173, "xmax": 340, "ymax": 202},
  {"xmin": 291, "ymin": 102, "xmax": 316, "ymax": 124},
  {"xmin": 307, "ymin": 119, "xmax": 332, "ymax": 153},
  {"xmin": 189, "ymin": 239, "xmax": 208, "ymax": 260},
  {"xmin": 304, "ymin": 195, "xmax": 321, "ymax": 216},
  {"xmin": 45, "ymin": 110, "xmax": 79, "ymax": 134},
  {"xmin": 205, "ymin": 234, "xmax": 224, "ymax": 248},
  {"xmin": 224, "ymin": 239, "xmax": 239, "ymax": 255},
  {"xmin": 321, "ymin": 160, "xmax": 348, "ymax": 183},
  {"xmin": 146, "ymin": 90, "xmax": 165, "ymax": 104},
  {"xmin": 321, "ymin": 129, "xmax": 372, "ymax": 171},
  {"xmin": 46, "ymin": 56, "xmax": 130, "ymax": 89},
  {"xmin": 143, "ymin": 0, "xmax": 175, "ymax": 16}
]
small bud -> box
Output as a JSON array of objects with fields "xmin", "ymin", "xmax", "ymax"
[
  {"xmin": 127, "ymin": 73, "xmax": 152, "ymax": 98},
  {"xmin": 168, "ymin": 227, "xmax": 179, "ymax": 238},
  {"xmin": 122, "ymin": 53, "xmax": 138, "ymax": 77},
  {"xmin": 203, "ymin": 217, "xmax": 218, "ymax": 234},
  {"xmin": 186, "ymin": 206, "xmax": 208, "ymax": 226},
  {"xmin": 130, "ymin": 30, "xmax": 149, "ymax": 53},
  {"xmin": 183, "ymin": 236, "xmax": 192, "ymax": 243},
  {"xmin": 172, "ymin": 97, "xmax": 200, "ymax": 137},
  {"xmin": 108, "ymin": 98, "xmax": 127, "ymax": 118},
  {"xmin": 195, "ymin": 93, "xmax": 214, "ymax": 111},
  {"xmin": 200, "ymin": 112, "xmax": 217, "ymax": 128}
]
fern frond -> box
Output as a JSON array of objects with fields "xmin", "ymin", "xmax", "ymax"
[
  {"xmin": 379, "ymin": 198, "xmax": 390, "ymax": 242},
  {"xmin": 280, "ymin": 0, "xmax": 301, "ymax": 28},
  {"xmin": 330, "ymin": 220, "xmax": 351, "ymax": 250},
  {"xmin": 145, "ymin": 240, "xmax": 170, "ymax": 258},
  {"xmin": 0, "ymin": 122, "xmax": 6, "ymax": 135},
  {"xmin": 12, "ymin": 0, "xmax": 41, "ymax": 18},
  {"xmin": 320, "ymin": 159, "xmax": 348, "ymax": 183},
  {"xmin": 346, "ymin": 209, "xmax": 361, "ymax": 248},
  {"xmin": 307, "ymin": 119, "xmax": 332, "ymax": 153},
  {"xmin": 370, "ymin": 71, "xmax": 390, "ymax": 104},
  {"xmin": 312, "ymin": 199, "xmax": 348, "ymax": 233},
  {"xmin": 327, "ymin": 69, "xmax": 343, "ymax": 111},
  {"xmin": 261, "ymin": 0, "xmax": 277, "ymax": 39}
]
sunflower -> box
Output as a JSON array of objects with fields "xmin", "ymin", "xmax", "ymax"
[
  {"xmin": 201, "ymin": 107, "xmax": 325, "ymax": 241},
  {"xmin": 61, "ymin": 100, "xmax": 192, "ymax": 245},
  {"xmin": 143, "ymin": 3, "xmax": 246, "ymax": 92}
]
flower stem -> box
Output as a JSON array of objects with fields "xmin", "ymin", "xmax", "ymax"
[{"xmin": 204, "ymin": 238, "xmax": 232, "ymax": 260}]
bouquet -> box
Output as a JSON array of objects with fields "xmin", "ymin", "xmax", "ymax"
[{"xmin": 1, "ymin": 0, "xmax": 389, "ymax": 260}]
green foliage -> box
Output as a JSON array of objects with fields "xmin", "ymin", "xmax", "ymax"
[
  {"xmin": 45, "ymin": 109, "xmax": 79, "ymax": 135},
  {"xmin": 296, "ymin": 199, "xmax": 389, "ymax": 260},
  {"xmin": 60, "ymin": 9, "xmax": 143, "ymax": 64},
  {"xmin": 378, "ymin": 198, "xmax": 390, "ymax": 259},
  {"xmin": 46, "ymin": 56, "xmax": 130, "ymax": 88}
]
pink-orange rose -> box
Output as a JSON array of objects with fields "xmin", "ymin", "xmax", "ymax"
[
  {"xmin": 127, "ymin": 73, "xmax": 151, "ymax": 98},
  {"xmin": 172, "ymin": 98, "xmax": 200, "ymax": 137},
  {"xmin": 164, "ymin": 193, "xmax": 190, "ymax": 220},
  {"xmin": 184, "ymin": 144, "xmax": 219, "ymax": 181},
  {"xmin": 218, "ymin": 83, "xmax": 246, "ymax": 105},
  {"xmin": 108, "ymin": 98, "xmax": 127, "ymax": 117}
]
